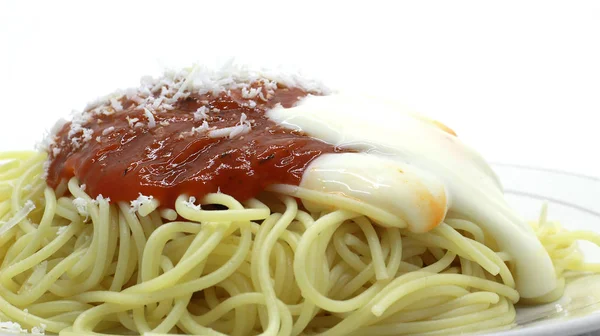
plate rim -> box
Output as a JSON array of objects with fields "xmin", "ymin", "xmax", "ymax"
[{"xmin": 490, "ymin": 163, "xmax": 600, "ymax": 336}]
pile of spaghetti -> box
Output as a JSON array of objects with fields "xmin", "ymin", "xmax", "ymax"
[{"xmin": 0, "ymin": 66, "xmax": 599, "ymax": 336}]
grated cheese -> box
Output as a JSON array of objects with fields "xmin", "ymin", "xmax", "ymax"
[
  {"xmin": 191, "ymin": 121, "xmax": 210, "ymax": 135},
  {"xmin": 258, "ymin": 91, "xmax": 268, "ymax": 101},
  {"xmin": 92, "ymin": 194, "xmax": 111, "ymax": 205},
  {"xmin": 151, "ymin": 96, "xmax": 164, "ymax": 110},
  {"xmin": 36, "ymin": 118, "xmax": 68, "ymax": 152},
  {"xmin": 51, "ymin": 118, "xmax": 69, "ymax": 135},
  {"xmin": 143, "ymin": 108, "xmax": 156, "ymax": 128},
  {"xmin": 0, "ymin": 319, "xmax": 47, "ymax": 335},
  {"xmin": 183, "ymin": 196, "xmax": 202, "ymax": 210},
  {"xmin": 72, "ymin": 197, "xmax": 88, "ymax": 217},
  {"xmin": 81, "ymin": 128, "xmax": 93, "ymax": 142},
  {"xmin": 130, "ymin": 193, "xmax": 154, "ymax": 213},
  {"xmin": 101, "ymin": 126, "xmax": 115, "ymax": 136},
  {"xmin": 110, "ymin": 97, "xmax": 123, "ymax": 112},
  {"xmin": 126, "ymin": 116, "xmax": 139, "ymax": 128},
  {"xmin": 0, "ymin": 200, "xmax": 35, "ymax": 236},
  {"xmin": 241, "ymin": 87, "xmax": 261, "ymax": 99},
  {"xmin": 77, "ymin": 63, "xmax": 328, "ymax": 121},
  {"xmin": 31, "ymin": 323, "xmax": 47, "ymax": 335},
  {"xmin": 194, "ymin": 106, "xmax": 208, "ymax": 121},
  {"xmin": 129, "ymin": 95, "xmax": 144, "ymax": 104},
  {"xmin": 208, "ymin": 112, "xmax": 251, "ymax": 139},
  {"xmin": 0, "ymin": 321, "xmax": 28, "ymax": 334},
  {"xmin": 41, "ymin": 160, "xmax": 51, "ymax": 179},
  {"xmin": 207, "ymin": 127, "xmax": 237, "ymax": 139}
]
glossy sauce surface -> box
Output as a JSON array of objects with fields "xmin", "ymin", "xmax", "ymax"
[{"xmin": 47, "ymin": 86, "xmax": 341, "ymax": 208}]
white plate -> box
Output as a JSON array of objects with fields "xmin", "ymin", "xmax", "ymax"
[
  {"xmin": 2, "ymin": 164, "xmax": 600, "ymax": 336},
  {"xmin": 489, "ymin": 163, "xmax": 600, "ymax": 336}
]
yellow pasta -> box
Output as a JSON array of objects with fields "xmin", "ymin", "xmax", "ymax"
[{"xmin": 0, "ymin": 151, "xmax": 598, "ymax": 335}]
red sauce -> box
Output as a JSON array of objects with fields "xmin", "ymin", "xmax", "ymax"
[{"xmin": 46, "ymin": 84, "xmax": 342, "ymax": 208}]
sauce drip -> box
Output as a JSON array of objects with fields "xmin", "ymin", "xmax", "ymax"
[{"xmin": 46, "ymin": 85, "xmax": 342, "ymax": 208}]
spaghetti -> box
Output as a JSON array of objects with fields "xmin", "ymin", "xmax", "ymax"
[
  {"xmin": 1, "ymin": 65, "xmax": 599, "ymax": 335},
  {"xmin": 0, "ymin": 151, "xmax": 599, "ymax": 335}
]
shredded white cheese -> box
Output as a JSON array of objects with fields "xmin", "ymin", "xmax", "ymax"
[
  {"xmin": 72, "ymin": 197, "xmax": 88, "ymax": 217},
  {"xmin": 258, "ymin": 91, "xmax": 268, "ymax": 101},
  {"xmin": 184, "ymin": 196, "xmax": 202, "ymax": 210},
  {"xmin": 102, "ymin": 126, "xmax": 115, "ymax": 136},
  {"xmin": 0, "ymin": 319, "xmax": 47, "ymax": 335},
  {"xmin": 129, "ymin": 95, "xmax": 144, "ymax": 104},
  {"xmin": 31, "ymin": 323, "xmax": 47, "ymax": 335},
  {"xmin": 130, "ymin": 193, "xmax": 154, "ymax": 213},
  {"xmin": 67, "ymin": 111, "xmax": 94, "ymax": 149},
  {"xmin": 84, "ymin": 63, "xmax": 326, "ymax": 120},
  {"xmin": 0, "ymin": 321, "xmax": 28, "ymax": 334},
  {"xmin": 110, "ymin": 97, "xmax": 123, "ymax": 112},
  {"xmin": 241, "ymin": 86, "xmax": 261, "ymax": 99},
  {"xmin": 191, "ymin": 121, "xmax": 210, "ymax": 135},
  {"xmin": 81, "ymin": 128, "xmax": 93, "ymax": 142},
  {"xmin": 151, "ymin": 96, "xmax": 164, "ymax": 110},
  {"xmin": 92, "ymin": 194, "xmax": 111, "ymax": 205},
  {"xmin": 41, "ymin": 160, "xmax": 51, "ymax": 179},
  {"xmin": 0, "ymin": 200, "xmax": 36, "ymax": 236},
  {"xmin": 144, "ymin": 108, "xmax": 156, "ymax": 128},
  {"xmin": 36, "ymin": 117, "xmax": 68, "ymax": 153},
  {"xmin": 126, "ymin": 116, "xmax": 139, "ymax": 128},
  {"xmin": 194, "ymin": 106, "xmax": 208, "ymax": 121},
  {"xmin": 207, "ymin": 127, "xmax": 236, "ymax": 139},
  {"xmin": 207, "ymin": 112, "xmax": 251, "ymax": 139}
]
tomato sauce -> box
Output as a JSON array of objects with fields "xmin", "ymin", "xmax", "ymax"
[{"xmin": 46, "ymin": 84, "xmax": 342, "ymax": 208}]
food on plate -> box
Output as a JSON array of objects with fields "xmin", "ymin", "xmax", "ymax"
[{"xmin": 0, "ymin": 64, "xmax": 599, "ymax": 336}]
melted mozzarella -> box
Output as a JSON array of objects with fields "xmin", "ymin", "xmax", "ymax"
[
  {"xmin": 301, "ymin": 153, "xmax": 449, "ymax": 233},
  {"xmin": 267, "ymin": 94, "xmax": 557, "ymax": 299}
]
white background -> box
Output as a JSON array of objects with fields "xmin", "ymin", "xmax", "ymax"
[
  {"xmin": 1, "ymin": 2, "xmax": 600, "ymax": 336},
  {"xmin": 1, "ymin": 0, "xmax": 599, "ymax": 177}
]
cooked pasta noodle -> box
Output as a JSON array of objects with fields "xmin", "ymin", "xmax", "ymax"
[{"xmin": 1, "ymin": 151, "xmax": 599, "ymax": 335}]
